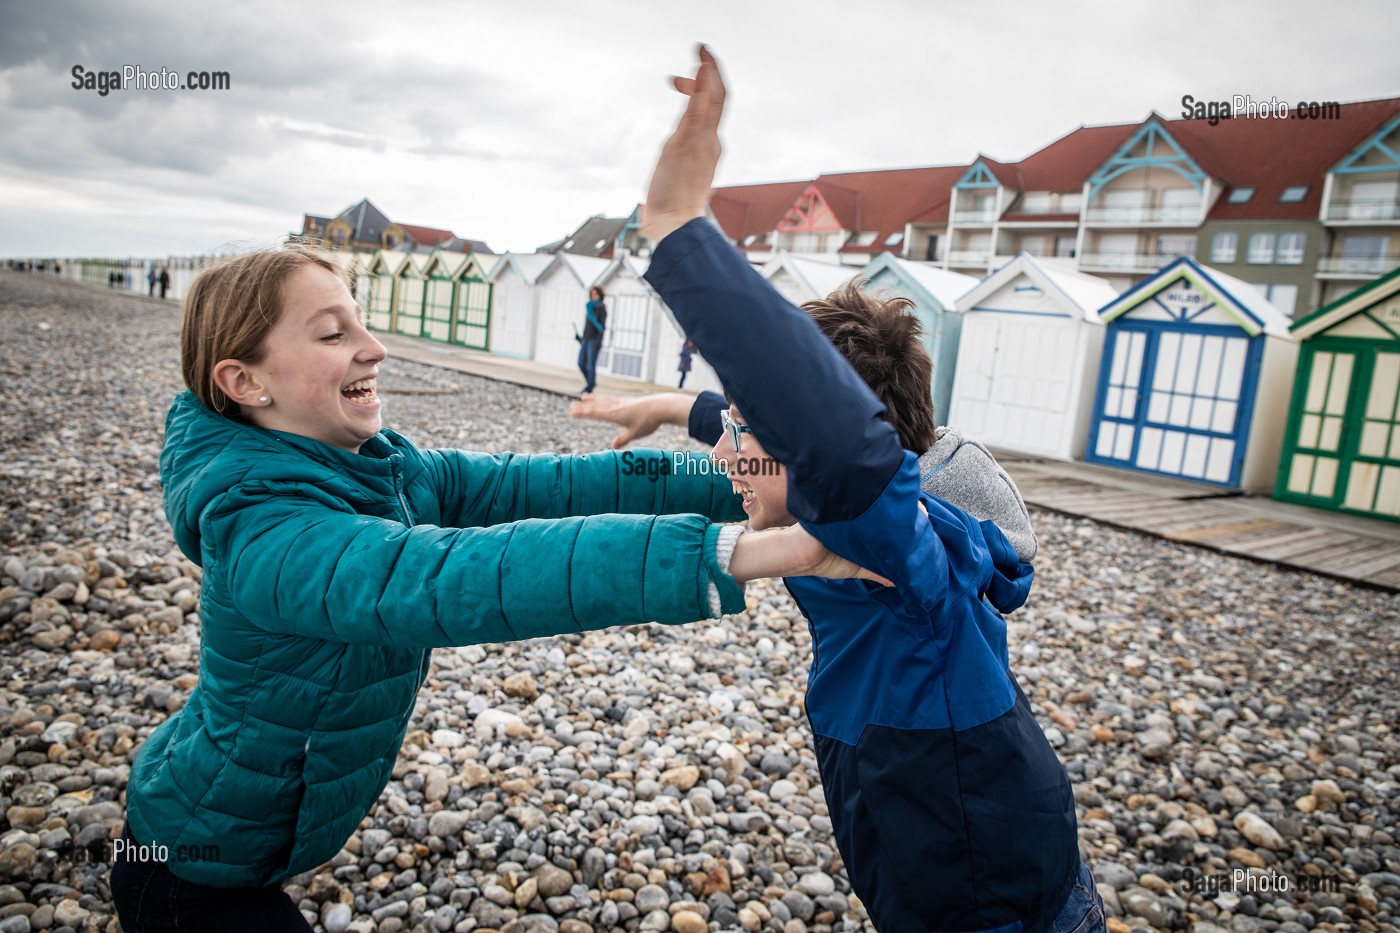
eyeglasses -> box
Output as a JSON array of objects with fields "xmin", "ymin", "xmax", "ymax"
[{"xmin": 720, "ymin": 409, "xmax": 753, "ymax": 451}]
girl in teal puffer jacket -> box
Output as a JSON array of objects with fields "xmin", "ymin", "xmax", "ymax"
[{"xmin": 111, "ymin": 246, "xmax": 880, "ymax": 931}]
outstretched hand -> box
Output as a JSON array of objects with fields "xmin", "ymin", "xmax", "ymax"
[
  {"xmin": 642, "ymin": 45, "xmax": 726, "ymax": 245},
  {"xmin": 568, "ymin": 392, "xmax": 692, "ymax": 449}
]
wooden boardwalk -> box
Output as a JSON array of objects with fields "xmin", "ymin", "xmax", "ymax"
[{"xmin": 998, "ymin": 456, "xmax": 1400, "ymax": 591}]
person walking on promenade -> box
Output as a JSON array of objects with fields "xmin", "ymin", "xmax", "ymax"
[
  {"xmin": 577, "ymin": 285, "xmax": 606, "ymax": 394},
  {"xmin": 110, "ymin": 244, "xmax": 882, "ymax": 931},
  {"xmin": 678, "ymin": 338, "xmax": 694, "ymax": 388},
  {"xmin": 158, "ymin": 265, "xmax": 171, "ymax": 299},
  {"xmin": 148, "ymin": 265, "xmax": 158, "ymax": 296}
]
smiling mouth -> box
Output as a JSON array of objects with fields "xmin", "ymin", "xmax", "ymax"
[{"xmin": 341, "ymin": 378, "xmax": 378, "ymax": 405}]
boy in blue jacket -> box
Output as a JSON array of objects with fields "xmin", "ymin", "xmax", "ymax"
[{"xmin": 638, "ymin": 48, "xmax": 1104, "ymax": 933}]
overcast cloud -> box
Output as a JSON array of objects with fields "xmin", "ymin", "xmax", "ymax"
[{"xmin": 1, "ymin": 0, "xmax": 1395, "ymax": 257}]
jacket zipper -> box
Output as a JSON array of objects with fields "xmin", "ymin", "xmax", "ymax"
[{"xmin": 391, "ymin": 466, "xmax": 413, "ymax": 526}]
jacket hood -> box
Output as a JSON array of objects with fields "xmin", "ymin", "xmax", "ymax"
[
  {"xmin": 160, "ymin": 391, "xmax": 405, "ymax": 565},
  {"xmin": 919, "ymin": 426, "xmax": 1038, "ymax": 562}
]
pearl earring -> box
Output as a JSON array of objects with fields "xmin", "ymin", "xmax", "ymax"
[{"xmin": 258, "ymin": 396, "xmax": 270, "ymax": 404}]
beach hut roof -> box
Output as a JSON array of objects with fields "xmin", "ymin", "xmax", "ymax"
[
  {"xmin": 488, "ymin": 252, "xmax": 555, "ymax": 285},
  {"xmin": 1290, "ymin": 265, "xmax": 1400, "ymax": 340},
  {"xmin": 761, "ymin": 251, "xmax": 858, "ymax": 299},
  {"xmin": 958, "ymin": 253, "xmax": 1118, "ymax": 322},
  {"xmin": 861, "ymin": 253, "xmax": 978, "ymax": 309},
  {"xmin": 541, "ymin": 252, "xmax": 611, "ymax": 288},
  {"xmin": 1098, "ymin": 257, "xmax": 1293, "ymax": 338}
]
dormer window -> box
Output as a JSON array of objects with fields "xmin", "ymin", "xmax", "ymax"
[
  {"xmin": 884, "ymin": 232, "xmax": 904, "ymax": 247},
  {"xmin": 1227, "ymin": 188, "xmax": 1254, "ymax": 204},
  {"xmin": 1279, "ymin": 186, "xmax": 1308, "ymax": 203}
]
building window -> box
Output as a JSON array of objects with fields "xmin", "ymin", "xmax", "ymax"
[
  {"xmin": 850, "ymin": 231, "xmax": 878, "ymax": 247},
  {"xmin": 1211, "ymin": 232, "xmax": 1238, "ymax": 263},
  {"xmin": 1055, "ymin": 235, "xmax": 1076, "ymax": 258},
  {"xmin": 885, "ymin": 232, "xmax": 904, "ymax": 247},
  {"xmin": 1275, "ymin": 233, "xmax": 1306, "ymax": 264},
  {"xmin": 1061, "ymin": 193, "xmax": 1082, "ymax": 213},
  {"xmin": 1021, "ymin": 193, "xmax": 1052, "ymax": 213},
  {"xmin": 1247, "ymin": 232, "xmax": 1276, "ymax": 264},
  {"xmin": 1279, "ymin": 186, "xmax": 1308, "ymax": 203},
  {"xmin": 1228, "ymin": 188, "xmax": 1255, "ymax": 204},
  {"xmin": 1257, "ymin": 283, "xmax": 1298, "ymax": 316},
  {"xmin": 924, "ymin": 235, "xmax": 941, "ymax": 262}
]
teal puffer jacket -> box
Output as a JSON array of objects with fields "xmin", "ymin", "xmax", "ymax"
[{"xmin": 127, "ymin": 392, "xmax": 744, "ymax": 887}]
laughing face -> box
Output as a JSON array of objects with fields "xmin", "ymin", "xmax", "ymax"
[
  {"xmin": 243, "ymin": 264, "xmax": 388, "ymax": 452},
  {"xmin": 711, "ymin": 405, "xmax": 793, "ymax": 531}
]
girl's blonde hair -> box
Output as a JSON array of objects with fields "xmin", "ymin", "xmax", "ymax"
[{"xmin": 181, "ymin": 245, "xmax": 346, "ymax": 418}]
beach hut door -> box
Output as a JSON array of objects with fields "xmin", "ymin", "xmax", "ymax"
[
  {"xmin": 1092, "ymin": 325, "xmax": 1256, "ymax": 486},
  {"xmin": 1284, "ymin": 349, "xmax": 1400, "ymax": 517}
]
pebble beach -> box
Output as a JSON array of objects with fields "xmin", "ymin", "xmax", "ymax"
[{"xmin": 0, "ymin": 272, "xmax": 1397, "ymax": 933}]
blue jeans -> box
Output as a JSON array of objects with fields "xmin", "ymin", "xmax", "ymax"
[
  {"xmin": 1043, "ymin": 861, "xmax": 1107, "ymax": 933},
  {"xmin": 109, "ymin": 823, "xmax": 312, "ymax": 932},
  {"xmin": 577, "ymin": 337, "xmax": 601, "ymax": 392}
]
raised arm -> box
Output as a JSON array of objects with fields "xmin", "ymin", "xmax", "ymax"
[{"xmin": 641, "ymin": 49, "xmax": 900, "ymax": 525}]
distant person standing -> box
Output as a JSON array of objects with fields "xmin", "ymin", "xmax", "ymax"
[
  {"xmin": 159, "ymin": 266, "xmax": 171, "ymax": 299},
  {"xmin": 148, "ymin": 266, "xmax": 158, "ymax": 296},
  {"xmin": 678, "ymin": 338, "xmax": 694, "ymax": 388},
  {"xmin": 577, "ymin": 285, "xmax": 607, "ymax": 395}
]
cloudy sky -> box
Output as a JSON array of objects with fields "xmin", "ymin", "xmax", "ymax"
[{"xmin": 1, "ymin": 0, "xmax": 1395, "ymax": 258}]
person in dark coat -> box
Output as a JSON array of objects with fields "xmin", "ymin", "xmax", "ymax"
[
  {"xmin": 678, "ymin": 338, "xmax": 694, "ymax": 388},
  {"xmin": 159, "ymin": 266, "xmax": 171, "ymax": 299}
]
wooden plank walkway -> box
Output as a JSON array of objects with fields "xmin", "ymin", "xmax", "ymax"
[{"xmin": 1003, "ymin": 460, "xmax": 1400, "ymax": 591}]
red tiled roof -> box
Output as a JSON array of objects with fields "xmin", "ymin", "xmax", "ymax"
[
  {"xmin": 708, "ymin": 180, "xmax": 811, "ymax": 246},
  {"xmin": 1169, "ymin": 98, "xmax": 1400, "ymax": 221},
  {"xmin": 1010, "ymin": 123, "xmax": 1141, "ymax": 192},
  {"xmin": 812, "ymin": 165, "xmax": 965, "ymax": 248},
  {"xmin": 399, "ymin": 223, "xmax": 457, "ymax": 247}
]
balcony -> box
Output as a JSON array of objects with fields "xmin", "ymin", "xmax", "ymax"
[
  {"xmin": 1315, "ymin": 255, "xmax": 1400, "ymax": 277},
  {"xmin": 1324, "ymin": 199, "xmax": 1400, "ymax": 222},
  {"xmin": 1079, "ymin": 251, "xmax": 1192, "ymax": 273},
  {"xmin": 952, "ymin": 209, "xmax": 997, "ymax": 225},
  {"xmin": 947, "ymin": 250, "xmax": 992, "ymax": 267},
  {"xmin": 1084, "ymin": 205, "xmax": 1201, "ymax": 225}
]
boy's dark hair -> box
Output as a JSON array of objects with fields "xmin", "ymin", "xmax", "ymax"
[{"xmin": 803, "ymin": 279, "xmax": 938, "ymax": 453}]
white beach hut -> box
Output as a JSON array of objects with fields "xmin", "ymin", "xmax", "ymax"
[
  {"xmin": 760, "ymin": 251, "xmax": 858, "ymax": 305},
  {"xmin": 533, "ymin": 253, "xmax": 611, "ymax": 372},
  {"xmin": 486, "ymin": 253, "xmax": 553, "ymax": 359},
  {"xmin": 949, "ymin": 254, "xmax": 1119, "ymax": 460}
]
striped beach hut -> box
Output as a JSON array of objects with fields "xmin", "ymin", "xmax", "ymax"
[
  {"xmin": 449, "ymin": 253, "xmax": 493, "ymax": 350},
  {"xmin": 363, "ymin": 250, "xmax": 404, "ymax": 331},
  {"xmin": 391, "ymin": 254, "xmax": 429, "ymax": 339},
  {"xmin": 533, "ymin": 253, "xmax": 610, "ymax": 371},
  {"xmin": 949, "ymin": 254, "xmax": 1118, "ymax": 460},
  {"xmin": 859, "ymin": 253, "xmax": 979, "ymax": 427},
  {"xmin": 487, "ymin": 253, "xmax": 553, "ymax": 358},
  {"xmin": 1087, "ymin": 257, "xmax": 1298, "ymax": 491},
  {"xmin": 1276, "ymin": 267, "xmax": 1400, "ymax": 521}
]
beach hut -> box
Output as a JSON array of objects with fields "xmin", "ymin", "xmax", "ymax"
[
  {"xmin": 413, "ymin": 250, "xmax": 462, "ymax": 343},
  {"xmin": 948, "ymin": 254, "xmax": 1118, "ymax": 460},
  {"xmin": 1275, "ymin": 267, "xmax": 1400, "ymax": 521},
  {"xmin": 392, "ymin": 254, "xmax": 429, "ymax": 338},
  {"xmin": 449, "ymin": 253, "xmax": 493, "ymax": 350},
  {"xmin": 533, "ymin": 253, "xmax": 610, "ymax": 372},
  {"xmin": 1087, "ymin": 257, "xmax": 1297, "ymax": 491},
  {"xmin": 859, "ymin": 253, "xmax": 979, "ymax": 427},
  {"xmin": 363, "ymin": 250, "xmax": 403, "ymax": 331},
  {"xmin": 760, "ymin": 251, "xmax": 858, "ymax": 305},
  {"xmin": 487, "ymin": 253, "xmax": 553, "ymax": 358}
]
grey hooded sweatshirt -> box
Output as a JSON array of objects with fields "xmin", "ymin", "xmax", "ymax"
[{"xmin": 918, "ymin": 426, "xmax": 1038, "ymax": 562}]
